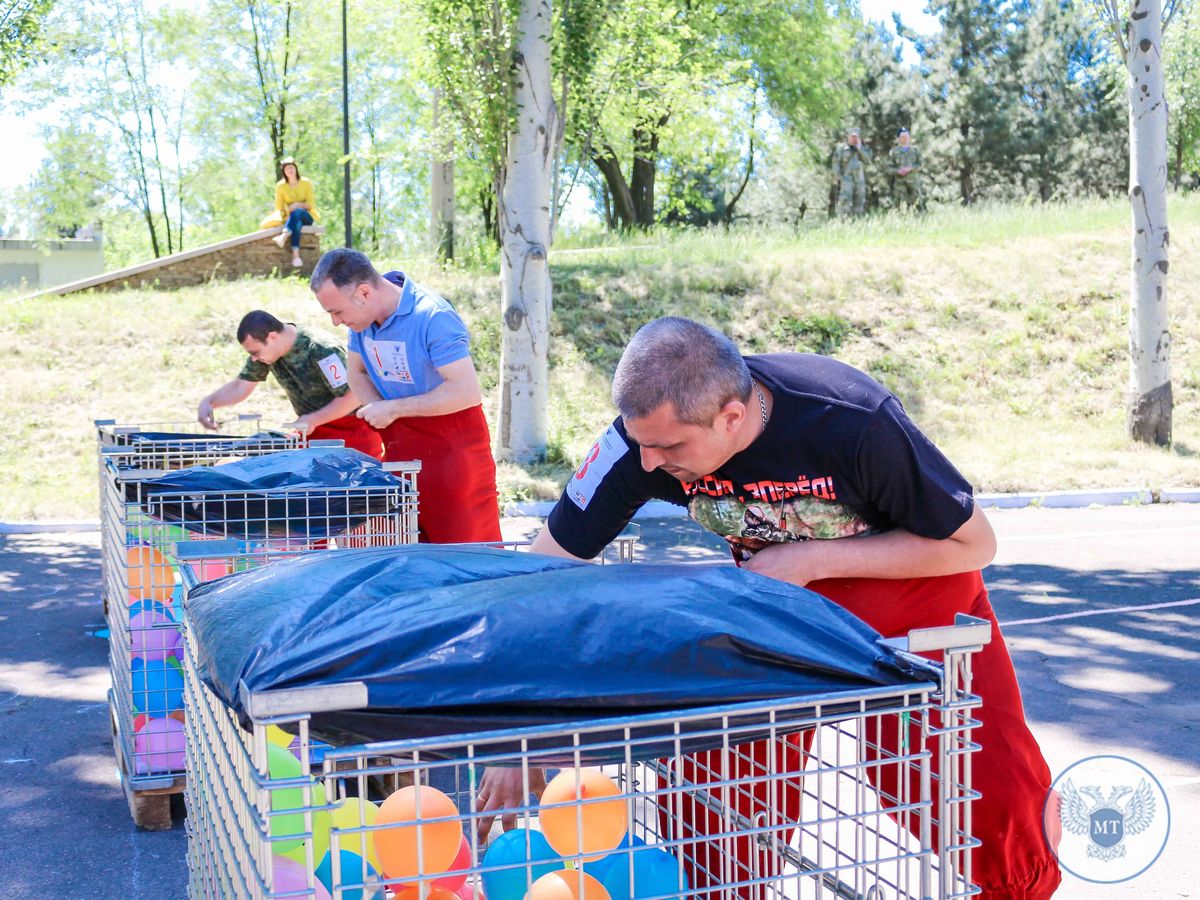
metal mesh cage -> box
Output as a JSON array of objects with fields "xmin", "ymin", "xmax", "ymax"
[
  {"xmin": 182, "ymin": 548, "xmax": 985, "ymax": 900},
  {"xmin": 100, "ymin": 443, "xmax": 420, "ymax": 816}
]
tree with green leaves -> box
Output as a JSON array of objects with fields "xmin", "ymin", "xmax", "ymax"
[
  {"xmin": 918, "ymin": 0, "xmax": 1024, "ymax": 204},
  {"xmin": 0, "ymin": 0, "xmax": 53, "ymax": 87},
  {"xmin": 575, "ymin": 0, "xmax": 853, "ymax": 230}
]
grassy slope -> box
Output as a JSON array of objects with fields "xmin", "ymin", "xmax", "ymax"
[{"xmin": 2, "ymin": 198, "xmax": 1198, "ymax": 520}]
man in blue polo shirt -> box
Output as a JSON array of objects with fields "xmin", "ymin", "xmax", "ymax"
[{"xmin": 309, "ymin": 248, "xmax": 501, "ymax": 543}]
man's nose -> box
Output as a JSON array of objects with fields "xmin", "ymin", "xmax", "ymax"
[{"xmin": 639, "ymin": 446, "xmax": 663, "ymax": 472}]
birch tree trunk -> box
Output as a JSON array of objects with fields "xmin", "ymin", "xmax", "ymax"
[
  {"xmin": 1126, "ymin": 0, "xmax": 1172, "ymax": 445},
  {"xmin": 497, "ymin": 0, "xmax": 556, "ymax": 462},
  {"xmin": 430, "ymin": 89, "xmax": 455, "ymax": 261}
]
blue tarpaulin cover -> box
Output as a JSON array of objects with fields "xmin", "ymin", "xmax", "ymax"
[
  {"xmin": 187, "ymin": 546, "xmax": 935, "ymax": 760},
  {"xmin": 131, "ymin": 448, "xmax": 405, "ymax": 539}
]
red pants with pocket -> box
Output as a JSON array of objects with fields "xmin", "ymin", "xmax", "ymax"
[
  {"xmin": 309, "ymin": 413, "xmax": 383, "ymax": 459},
  {"xmin": 659, "ymin": 572, "xmax": 1062, "ymax": 899},
  {"xmin": 379, "ymin": 405, "xmax": 502, "ymax": 544}
]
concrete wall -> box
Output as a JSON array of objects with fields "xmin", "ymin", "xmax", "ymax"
[
  {"xmin": 30, "ymin": 227, "xmax": 324, "ymax": 297},
  {"xmin": 0, "ymin": 238, "xmax": 105, "ymax": 291}
]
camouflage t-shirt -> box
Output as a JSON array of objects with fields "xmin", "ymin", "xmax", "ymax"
[
  {"xmin": 238, "ymin": 326, "xmax": 352, "ymax": 416},
  {"xmin": 888, "ymin": 144, "xmax": 922, "ymax": 175}
]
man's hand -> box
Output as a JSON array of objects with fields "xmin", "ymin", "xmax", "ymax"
[
  {"xmin": 475, "ymin": 767, "xmax": 547, "ymax": 841},
  {"xmin": 357, "ymin": 400, "xmax": 401, "ymax": 430},
  {"xmin": 197, "ymin": 398, "xmax": 217, "ymax": 431},
  {"xmin": 898, "ymin": 166, "xmax": 912, "ymax": 177},
  {"xmin": 742, "ymin": 541, "xmax": 820, "ymax": 587},
  {"xmin": 283, "ymin": 414, "xmax": 316, "ymax": 437}
]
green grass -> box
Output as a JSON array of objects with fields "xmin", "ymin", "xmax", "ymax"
[{"xmin": 2, "ymin": 197, "xmax": 1199, "ymax": 520}]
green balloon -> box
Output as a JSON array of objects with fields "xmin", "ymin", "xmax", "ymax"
[{"xmin": 266, "ymin": 743, "xmax": 329, "ymax": 854}]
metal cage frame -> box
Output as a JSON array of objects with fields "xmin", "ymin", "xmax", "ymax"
[
  {"xmin": 181, "ymin": 547, "xmax": 987, "ymax": 900},
  {"xmin": 99, "ymin": 442, "xmax": 420, "ymax": 827}
]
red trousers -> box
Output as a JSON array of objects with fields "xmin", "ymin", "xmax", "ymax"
[
  {"xmin": 660, "ymin": 572, "xmax": 1062, "ymax": 899},
  {"xmin": 309, "ymin": 413, "xmax": 383, "ymax": 459},
  {"xmin": 379, "ymin": 405, "xmax": 502, "ymax": 544}
]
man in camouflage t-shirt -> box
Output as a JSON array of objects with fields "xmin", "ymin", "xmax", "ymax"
[{"xmin": 197, "ymin": 310, "xmax": 382, "ymax": 457}]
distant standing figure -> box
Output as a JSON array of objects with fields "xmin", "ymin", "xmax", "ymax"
[
  {"xmin": 888, "ymin": 128, "xmax": 925, "ymax": 211},
  {"xmin": 273, "ymin": 156, "xmax": 319, "ymax": 268},
  {"xmin": 832, "ymin": 127, "xmax": 871, "ymax": 218}
]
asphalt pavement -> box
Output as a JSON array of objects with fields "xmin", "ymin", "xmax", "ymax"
[{"xmin": 0, "ymin": 504, "xmax": 1196, "ymax": 897}]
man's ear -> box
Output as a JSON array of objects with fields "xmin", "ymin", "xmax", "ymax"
[{"xmin": 715, "ymin": 398, "xmax": 746, "ymax": 434}]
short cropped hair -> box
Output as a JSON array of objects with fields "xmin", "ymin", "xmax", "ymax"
[
  {"xmin": 612, "ymin": 317, "xmax": 752, "ymax": 425},
  {"xmin": 309, "ymin": 248, "xmax": 382, "ymax": 293},
  {"xmin": 236, "ymin": 310, "xmax": 285, "ymax": 344}
]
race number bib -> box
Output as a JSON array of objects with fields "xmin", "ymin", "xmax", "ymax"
[
  {"xmin": 317, "ymin": 353, "xmax": 348, "ymax": 388},
  {"xmin": 568, "ymin": 424, "xmax": 629, "ymax": 510},
  {"xmin": 363, "ymin": 338, "xmax": 414, "ymax": 384}
]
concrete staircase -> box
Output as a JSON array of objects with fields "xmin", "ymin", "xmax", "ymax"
[{"xmin": 29, "ymin": 226, "xmax": 325, "ymax": 296}]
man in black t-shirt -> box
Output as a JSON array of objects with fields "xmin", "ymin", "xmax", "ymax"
[{"xmin": 478, "ymin": 318, "xmax": 1062, "ymax": 899}]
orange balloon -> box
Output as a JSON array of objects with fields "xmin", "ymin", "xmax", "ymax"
[
  {"xmin": 126, "ymin": 545, "xmax": 174, "ymax": 601},
  {"xmin": 393, "ymin": 889, "xmax": 460, "ymax": 900},
  {"xmin": 539, "ymin": 769, "xmax": 627, "ymax": 862},
  {"xmin": 373, "ymin": 785, "xmax": 462, "ymax": 879},
  {"xmin": 527, "ymin": 870, "xmax": 610, "ymax": 900}
]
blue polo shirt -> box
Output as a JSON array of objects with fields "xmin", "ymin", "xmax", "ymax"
[{"xmin": 347, "ymin": 271, "xmax": 472, "ymax": 399}]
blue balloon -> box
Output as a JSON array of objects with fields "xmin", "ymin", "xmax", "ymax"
[
  {"xmin": 584, "ymin": 833, "xmax": 645, "ymax": 883},
  {"xmin": 481, "ymin": 829, "xmax": 564, "ymax": 900},
  {"xmin": 600, "ymin": 844, "xmax": 688, "ymax": 900},
  {"xmin": 131, "ymin": 659, "xmax": 185, "ymax": 716},
  {"xmin": 128, "ymin": 598, "xmax": 171, "ymax": 619},
  {"xmin": 315, "ymin": 849, "xmax": 381, "ymax": 900}
]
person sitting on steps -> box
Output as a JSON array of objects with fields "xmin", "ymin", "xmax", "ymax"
[{"xmin": 272, "ymin": 156, "xmax": 318, "ymax": 268}]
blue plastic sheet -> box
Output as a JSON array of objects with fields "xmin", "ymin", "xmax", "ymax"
[
  {"xmin": 131, "ymin": 448, "xmax": 405, "ymax": 539},
  {"xmin": 188, "ymin": 546, "xmax": 935, "ymax": 760}
]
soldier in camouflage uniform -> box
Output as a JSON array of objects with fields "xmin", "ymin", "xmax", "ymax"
[
  {"xmin": 197, "ymin": 309, "xmax": 382, "ymax": 457},
  {"xmin": 832, "ymin": 127, "xmax": 871, "ymax": 217},
  {"xmin": 888, "ymin": 128, "xmax": 925, "ymax": 211}
]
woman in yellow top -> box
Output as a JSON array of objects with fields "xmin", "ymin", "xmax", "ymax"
[{"xmin": 272, "ymin": 157, "xmax": 319, "ymax": 267}]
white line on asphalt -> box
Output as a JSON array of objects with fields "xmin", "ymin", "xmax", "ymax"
[
  {"xmin": 997, "ymin": 527, "xmax": 1191, "ymax": 543},
  {"xmin": 1003, "ymin": 597, "xmax": 1200, "ymax": 627}
]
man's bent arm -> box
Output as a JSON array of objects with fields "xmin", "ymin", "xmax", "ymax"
[
  {"xmin": 744, "ymin": 503, "xmax": 996, "ymax": 586},
  {"xmin": 347, "ymin": 350, "xmax": 384, "ymax": 405},
  {"xmin": 198, "ymin": 378, "xmax": 257, "ymax": 429},
  {"xmin": 529, "ymin": 525, "xmax": 589, "ymax": 560},
  {"xmin": 288, "ymin": 390, "xmax": 359, "ymax": 432},
  {"xmin": 358, "ymin": 357, "xmax": 483, "ymax": 428}
]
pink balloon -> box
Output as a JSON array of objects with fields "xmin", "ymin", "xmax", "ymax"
[
  {"xmin": 458, "ymin": 882, "xmax": 483, "ymax": 900},
  {"xmin": 272, "ymin": 854, "xmax": 332, "ymax": 900},
  {"xmin": 433, "ymin": 836, "xmax": 472, "ymax": 891},
  {"xmin": 133, "ymin": 717, "xmax": 186, "ymax": 774},
  {"xmin": 130, "ymin": 610, "xmax": 183, "ymax": 662}
]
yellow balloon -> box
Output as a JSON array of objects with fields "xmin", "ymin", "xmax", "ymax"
[
  {"xmin": 266, "ymin": 725, "xmax": 295, "ymax": 748},
  {"xmin": 330, "ymin": 797, "xmax": 382, "ymax": 871}
]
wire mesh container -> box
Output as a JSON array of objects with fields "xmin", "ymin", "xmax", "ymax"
[
  {"xmin": 101, "ymin": 447, "xmax": 419, "ymax": 827},
  {"xmin": 181, "ymin": 545, "xmax": 986, "ymax": 900}
]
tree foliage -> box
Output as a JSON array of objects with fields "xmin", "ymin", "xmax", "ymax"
[{"xmin": 0, "ymin": 0, "xmax": 53, "ymax": 86}]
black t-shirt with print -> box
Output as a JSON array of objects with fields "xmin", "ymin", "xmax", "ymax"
[{"xmin": 546, "ymin": 353, "xmax": 974, "ymax": 560}]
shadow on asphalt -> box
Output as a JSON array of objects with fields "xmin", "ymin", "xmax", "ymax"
[
  {"xmin": 0, "ymin": 535, "xmax": 188, "ymax": 897},
  {"xmin": 986, "ymin": 563, "xmax": 1200, "ymax": 773}
]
